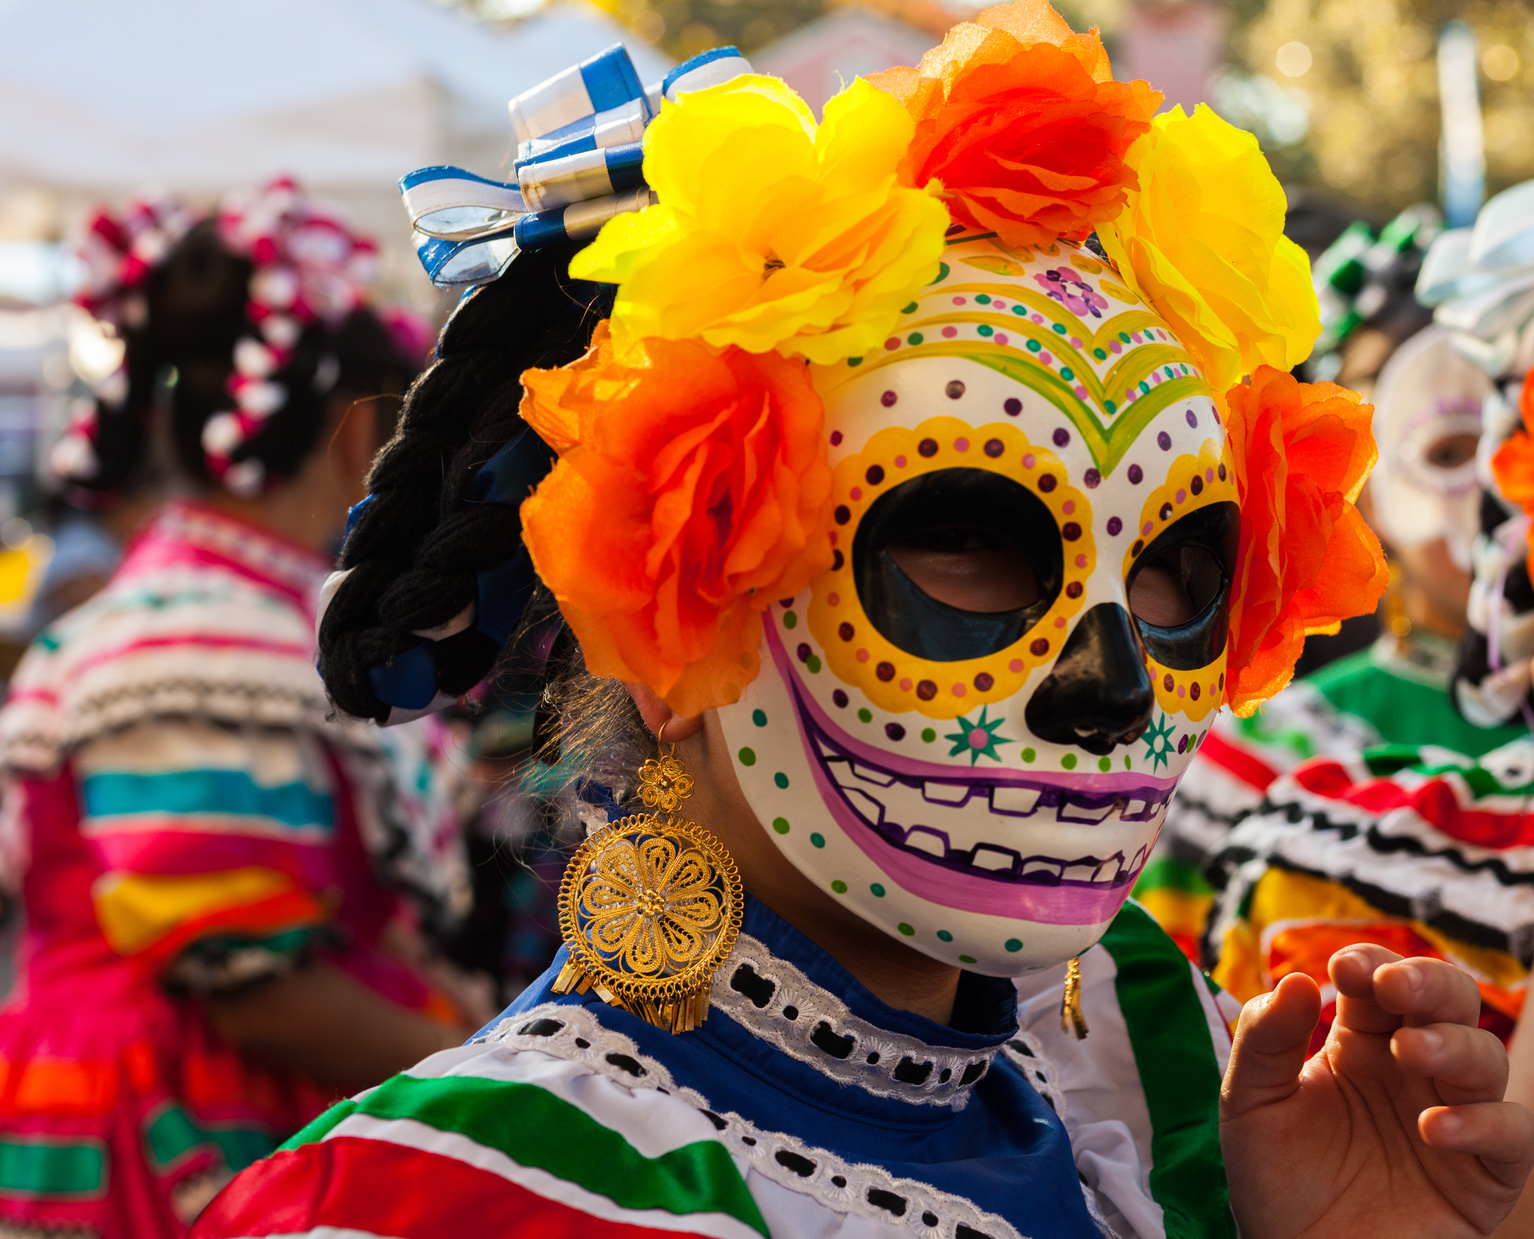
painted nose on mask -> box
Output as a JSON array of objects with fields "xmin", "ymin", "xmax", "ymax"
[{"xmin": 1024, "ymin": 602, "xmax": 1155, "ymax": 755}]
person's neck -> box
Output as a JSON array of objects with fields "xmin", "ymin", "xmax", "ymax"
[
  {"xmin": 1403, "ymin": 584, "xmax": 1465, "ymax": 644},
  {"xmin": 196, "ymin": 452, "xmax": 353, "ymax": 556},
  {"xmin": 686, "ymin": 718, "xmax": 962, "ymax": 1025}
]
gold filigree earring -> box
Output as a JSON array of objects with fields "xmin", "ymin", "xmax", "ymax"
[
  {"xmin": 1061, "ymin": 957, "xmax": 1089, "ymax": 1040},
  {"xmin": 553, "ymin": 721, "xmax": 745, "ymax": 1033}
]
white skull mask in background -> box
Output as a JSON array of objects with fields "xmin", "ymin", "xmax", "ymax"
[
  {"xmin": 1367, "ymin": 326, "xmax": 1488, "ymax": 570},
  {"xmin": 717, "ymin": 234, "xmax": 1239, "ymax": 974}
]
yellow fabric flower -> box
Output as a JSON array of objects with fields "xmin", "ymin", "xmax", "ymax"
[
  {"xmin": 571, "ymin": 74, "xmax": 951, "ymax": 366},
  {"xmin": 1098, "ymin": 104, "xmax": 1320, "ymax": 392}
]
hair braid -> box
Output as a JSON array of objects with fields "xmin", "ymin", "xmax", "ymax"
[{"xmin": 319, "ymin": 243, "xmax": 612, "ymax": 722}]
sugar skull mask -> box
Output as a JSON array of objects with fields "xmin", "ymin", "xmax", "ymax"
[
  {"xmin": 1368, "ymin": 326, "xmax": 1488, "ymax": 571},
  {"xmin": 717, "ymin": 235, "xmax": 1239, "ymax": 974},
  {"xmin": 409, "ymin": 36, "xmax": 1381, "ymax": 1017}
]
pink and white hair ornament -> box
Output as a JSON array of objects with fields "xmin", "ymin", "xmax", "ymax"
[
  {"xmin": 203, "ymin": 177, "xmax": 382, "ymax": 496},
  {"xmin": 52, "ymin": 194, "xmax": 198, "ymax": 483}
]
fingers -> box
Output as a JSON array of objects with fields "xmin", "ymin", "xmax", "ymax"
[
  {"xmin": 1222, "ymin": 972, "xmax": 1321, "ymax": 1114},
  {"xmin": 1331, "ymin": 946, "xmax": 1481, "ymax": 1035},
  {"xmin": 1420, "ymin": 1102, "xmax": 1534, "ymax": 1189},
  {"xmin": 1392, "ymin": 1022, "xmax": 1509, "ymax": 1105}
]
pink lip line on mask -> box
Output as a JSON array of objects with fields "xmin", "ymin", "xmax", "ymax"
[{"xmin": 764, "ymin": 625, "xmax": 1164, "ymax": 923}]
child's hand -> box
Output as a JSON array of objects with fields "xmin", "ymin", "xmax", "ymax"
[{"xmin": 1221, "ymin": 944, "xmax": 1534, "ymax": 1239}]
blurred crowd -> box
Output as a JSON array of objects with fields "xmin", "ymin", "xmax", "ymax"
[{"xmin": 3, "ymin": 12, "xmax": 1534, "ymax": 1238}]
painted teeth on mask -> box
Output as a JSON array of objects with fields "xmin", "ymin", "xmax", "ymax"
[{"xmin": 812, "ymin": 737, "xmax": 1163, "ymax": 887}]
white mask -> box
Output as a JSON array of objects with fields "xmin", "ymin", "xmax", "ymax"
[
  {"xmin": 1368, "ymin": 326, "xmax": 1489, "ymax": 570},
  {"xmin": 717, "ymin": 235, "xmax": 1237, "ymax": 974}
]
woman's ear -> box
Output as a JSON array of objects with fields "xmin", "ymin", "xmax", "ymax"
[
  {"xmin": 623, "ymin": 682, "xmax": 705, "ymax": 742},
  {"xmin": 329, "ymin": 395, "xmax": 382, "ymax": 505}
]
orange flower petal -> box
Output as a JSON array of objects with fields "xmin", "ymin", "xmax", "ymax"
[
  {"xmin": 1223, "ymin": 366, "xmax": 1388, "ymax": 716},
  {"xmin": 1492, "ymin": 370, "xmax": 1534, "ymax": 580},
  {"xmin": 868, "ymin": 1, "xmax": 1160, "ymax": 249},
  {"xmin": 519, "ymin": 328, "xmax": 834, "ymax": 717}
]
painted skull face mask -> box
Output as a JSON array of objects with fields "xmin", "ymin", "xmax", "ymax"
[
  {"xmin": 718, "ymin": 235, "xmax": 1238, "ymax": 974},
  {"xmin": 401, "ymin": 26, "xmax": 1383, "ymax": 1009}
]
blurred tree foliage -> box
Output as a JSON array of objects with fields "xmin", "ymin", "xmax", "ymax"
[
  {"xmin": 1063, "ymin": 0, "xmax": 1534, "ymax": 216},
  {"xmin": 457, "ymin": 0, "xmax": 1534, "ymax": 217}
]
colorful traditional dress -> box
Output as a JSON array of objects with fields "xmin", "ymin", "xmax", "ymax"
[
  {"xmin": 0, "ymin": 501, "xmax": 462, "ymax": 1239},
  {"xmin": 1136, "ymin": 633, "xmax": 1526, "ymax": 959},
  {"xmin": 1204, "ymin": 737, "xmax": 1534, "ymax": 1046},
  {"xmin": 193, "ymin": 897, "xmax": 1234, "ymax": 1239}
]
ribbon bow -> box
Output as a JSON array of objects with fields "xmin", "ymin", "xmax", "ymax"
[{"xmin": 399, "ymin": 43, "xmax": 752, "ymax": 288}]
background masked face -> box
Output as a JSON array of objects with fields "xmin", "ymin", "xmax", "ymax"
[
  {"xmin": 717, "ymin": 235, "xmax": 1238, "ymax": 973},
  {"xmin": 1367, "ymin": 326, "xmax": 1488, "ymax": 572}
]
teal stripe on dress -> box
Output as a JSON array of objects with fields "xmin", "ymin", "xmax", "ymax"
[
  {"xmin": 0, "ymin": 1136, "xmax": 106, "ymax": 1198},
  {"xmin": 144, "ymin": 1103, "xmax": 279, "ymax": 1173},
  {"xmin": 1101, "ymin": 901, "xmax": 1236, "ymax": 1239},
  {"xmin": 288, "ymin": 1074, "xmax": 768, "ymax": 1236},
  {"xmin": 145, "ymin": 1103, "xmax": 205, "ymax": 1169},
  {"xmin": 80, "ymin": 769, "xmax": 333, "ymax": 831}
]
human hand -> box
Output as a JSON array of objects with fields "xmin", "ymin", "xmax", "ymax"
[{"xmin": 1221, "ymin": 944, "xmax": 1534, "ymax": 1239}]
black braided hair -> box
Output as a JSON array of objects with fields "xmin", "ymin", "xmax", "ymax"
[
  {"xmin": 318, "ymin": 242, "xmax": 613, "ymax": 723},
  {"xmin": 80, "ymin": 219, "xmax": 417, "ymax": 492}
]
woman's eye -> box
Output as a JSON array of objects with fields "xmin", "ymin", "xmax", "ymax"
[
  {"xmin": 1128, "ymin": 545, "xmax": 1223, "ymax": 628},
  {"xmin": 1424, "ymin": 431, "xmax": 1479, "ymax": 470},
  {"xmin": 885, "ymin": 525, "xmax": 1039, "ymax": 614}
]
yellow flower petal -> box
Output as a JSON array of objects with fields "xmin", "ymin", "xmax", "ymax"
[
  {"xmin": 570, "ymin": 73, "xmax": 949, "ymax": 364},
  {"xmin": 1099, "ymin": 104, "xmax": 1320, "ymax": 391}
]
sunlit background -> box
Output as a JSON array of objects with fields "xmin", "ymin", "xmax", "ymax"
[{"xmin": 0, "ymin": 0, "xmax": 1527, "ymax": 544}]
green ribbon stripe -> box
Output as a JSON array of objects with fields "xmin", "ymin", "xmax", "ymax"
[
  {"xmin": 1101, "ymin": 902, "xmax": 1236, "ymax": 1239},
  {"xmin": 284, "ymin": 1074, "xmax": 767, "ymax": 1236}
]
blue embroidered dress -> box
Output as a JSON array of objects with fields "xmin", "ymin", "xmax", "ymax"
[{"xmin": 195, "ymin": 896, "xmax": 1233, "ymax": 1239}]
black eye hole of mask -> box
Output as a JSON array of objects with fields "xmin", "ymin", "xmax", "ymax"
[
  {"xmin": 1126, "ymin": 501, "xmax": 1239, "ymax": 671},
  {"xmin": 852, "ymin": 467, "xmax": 1064, "ymax": 662}
]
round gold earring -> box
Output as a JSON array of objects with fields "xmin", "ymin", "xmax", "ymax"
[{"xmin": 552, "ymin": 716, "xmax": 744, "ymax": 1033}]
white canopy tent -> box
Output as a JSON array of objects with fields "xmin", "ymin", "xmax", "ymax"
[{"xmin": 0, "ymin": 0, "xmax": 670, "ymax": 295}]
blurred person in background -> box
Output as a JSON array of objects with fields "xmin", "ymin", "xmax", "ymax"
[
  {"xmin": 1135, "ymin": 210, "xmax": 1526, "ymax": 958},
  {"xmin": 0, "ymin": 180, "xmax": 478, "ymax": 1239},
  {"xmin": 1192, "ymin": 181, "xmax": 1534, "ymax": 1064}
]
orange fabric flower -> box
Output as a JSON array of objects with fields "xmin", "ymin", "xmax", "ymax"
[
  {"xmin": 1223, "ymin": 366, "xmax": 1387, "ymax": 716},
  {"xmin": 867, "ymin": 0, "xmax": 1160, "ymax": 249},
  {"xmin": 519, "ymin": 322, "xmax": 835, "ymax": 717},
  {"xmin": 1491, "ymin": 371, "xmax": 1534, "ymax": 579}
]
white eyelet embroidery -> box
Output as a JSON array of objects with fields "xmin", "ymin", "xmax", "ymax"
[
  {"xmin": 481, "ymin": 1002, "xmax": 1026, "ymax": 1239},
  {"xmin": 707, "ymin": 933, "xmax": 997, "ymax": 1110},
  {"xmin": 999, "ymin": 1028, "xmax": 1067, "ymax": 1121}
]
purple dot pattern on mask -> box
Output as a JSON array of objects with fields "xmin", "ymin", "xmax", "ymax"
[{"xmin": 1106, "ymin": 516, "xmax": 1122, "ymax": 535}]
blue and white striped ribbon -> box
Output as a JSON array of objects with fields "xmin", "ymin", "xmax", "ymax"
[
  {"xmin": 519, "ymin": 142, "xmax": 645, "ymax": 212},
  {"xmin": 662, "ymin": 45, "xmax": 752, "ymax": 101},
  {"xmin": 514, "ymin": 187, "xmax": 658, "ymax": 251},
  {"xmin": 401, "ymin": 45, "xmax": 750, "ymax": 288},
  {"xmin": 400, "ymin": 166, "xmax": 525, "ymax": 242},
  {"xmin": 508, "ymin": 44, "xmax": 647, "ymax": 147},
  {"xmin": 515, "ymin": 97, "xmax": 649, "ymax": 170}
]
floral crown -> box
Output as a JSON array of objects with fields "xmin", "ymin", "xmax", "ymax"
[
  {"xmin": 377, "ymin": 0, "xmax": 1386, "ymax": 723},
  {"xmin": 60, "ymin": 179, "xmax": 431, "ymax": 498},
  {"xmin": 204, "ymin": 177, "xmax": 396, "ymax": 497},
  {"xmin": 53, "ymin": 193, "xmax": 199, "ymax": 483}
]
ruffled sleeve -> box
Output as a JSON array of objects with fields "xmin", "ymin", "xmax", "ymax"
[{"xmin": 73, "ymin": 718, "xmax": 339, "ymax": 991}]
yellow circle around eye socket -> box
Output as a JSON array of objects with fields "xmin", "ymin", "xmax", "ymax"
[
  {"xmin": 807, "ymin": 415, "xmax": 1094, "ymax": 721},
  {"xmin": 1124, "ymin": 437, "xmax": 1238, "ymax": 724}
]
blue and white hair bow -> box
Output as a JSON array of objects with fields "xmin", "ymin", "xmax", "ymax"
[{"xmin": 400, "ymin": 43, "xmax": 751, "ymax": 289}]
